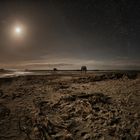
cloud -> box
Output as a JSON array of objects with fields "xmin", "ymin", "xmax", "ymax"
[
  {"xmin": 29, "ymin": 58, "xmax": 140, "ymax": 70},
  {"xmin": 0, "ymin": 54, "xmax": 140, "ymax": 70}
]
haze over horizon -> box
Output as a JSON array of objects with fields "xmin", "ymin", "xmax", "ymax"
[{"xmin": 0, "ymin": 0, "xmax": 140, "ymax": 70}]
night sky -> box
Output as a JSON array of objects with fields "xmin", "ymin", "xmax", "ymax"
[{"xmin": 0, "ymin": 0, "xmax": 140, "ymax": 70}]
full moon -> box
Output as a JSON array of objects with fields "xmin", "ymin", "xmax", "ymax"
[
  {"xmin": 15, "ymin": 27, "xmax": 22, "ymax": 34},
  {"xmin": 11, "ymin": 24, "xmax": 26, "ymax": 40}
]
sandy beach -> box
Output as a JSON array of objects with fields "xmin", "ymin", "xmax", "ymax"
[{"xmin": 0, "ymin": 71, "xmax": 140, "ymax": 140}]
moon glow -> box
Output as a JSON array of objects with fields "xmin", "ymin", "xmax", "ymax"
[{"xmin": 15, "ymin": 27, "xmax": 22, "ymax": 34}]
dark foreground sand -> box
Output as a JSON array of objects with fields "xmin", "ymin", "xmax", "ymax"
[{"xmin": 0, "ymin": 72, "xmax": 140, "ymax": 140}]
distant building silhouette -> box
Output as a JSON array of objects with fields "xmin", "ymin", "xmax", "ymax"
[
  {"xmin": 81, "ymin": 66, "xmax": 87, "ymax": 74},
  {"xmin": 53, "ymin": 68, "xmax": 58, "ymax": 72}
]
